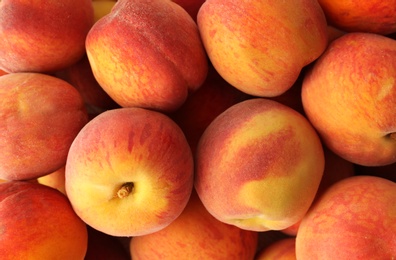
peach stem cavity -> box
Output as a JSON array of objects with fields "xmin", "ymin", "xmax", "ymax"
[{"xmin": 117, "ymin": 182, "xmax": 134, "ymax": 199}]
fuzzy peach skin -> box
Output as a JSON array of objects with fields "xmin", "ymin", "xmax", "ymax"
[
  {"xmin": 86, "ymin": 0, "xmax": 208, "ymax": 112},
  {"xmin": 130, "ymin": 190, "xmax": 258, "ymax": 260},
  {"xmin": 0, "ymin": 73, "xmax": 88, "ymax": 181},
  {"xmin": 194, "ymin": 98, "xmax": 325, "ymax": 232},
  {"xmin": 318, "ymin": 0, "xmax": 396, "ymax": 35},
  {"xmin": 0, "ymin": 181, "xmax": 88, "ymax": 260},
  {"xmin": 302, "ymin": 32, "xmax": 396, "ymax": 167},
  {"xmin": 197, "ymin": 0, "xmax": 328, "ymax": 98},
  {"xmin": 0, "ymin": 0, "xmax": 94, "ymax": 73},
  {"xmin": 65, "ymin": 107, "xmax": 194, "ymax": 237},
  {"xmin": 296, "ymin": 175, "xmax": 396, "ymax": 259}
]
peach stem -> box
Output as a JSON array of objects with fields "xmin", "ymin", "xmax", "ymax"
[
  {"xmin": 390, "ymin": 132, "xmax": 396, "ymax": 141},
  {"xmin": 117, "ymin": 182, "xmax": 134, "ymax": 199}
]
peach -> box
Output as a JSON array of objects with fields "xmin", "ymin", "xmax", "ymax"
[
  {"xmin": 0, "ymin": 181, "xmax": 88, "ymax": 259},
  {"xmin": 86, "ymin": 0, "xmax": 208, "ymax": 112},
  {"xmin": 0, "ymin": 0, "xmax": 94, "ymax": 73},
  {"xmin": 0, "ymin": 72, "xmax": 88, "ymax": 181},
  {"xmin": 318, "ymin": 0, "xmax": 396, "ymax": 35},
  {"xmin": 65, "ymin": 107, "xmax": 194, "ymax": 237},
  {"xmin": 302, "ymin": 32, "xmax": 396, "ymax": 166},
  {"xmin": 197, "ymin": 0, "xmax": 328, "ymax": 97},
  {"xmin": 256, "ymin": 238, "xmax": 296, "ymax": 260},
  {"xmin": 296, "ymin": 175, "xmax": 396, "ymax": 259},
  {"xmin": 130, "ymin": 190, "xmax": 258, "ymax": 259},
  {"xmin": 194, "ymin": 98, "xmax": 325, "ymax": 232}
]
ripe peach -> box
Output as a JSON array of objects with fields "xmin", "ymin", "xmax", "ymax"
[
  {"xmin": 302, "ymin": 32, "xmax": 396, "ymax": 166},
  {"xmin": 197, "ymin": 0, "xmax": 328, "ymax": 97},
  {"xmin": 0, "ymin": 181, "xmax": 88, "ymax": 259},
  {"xmin": 0, "ymin": 0, "xmax": 94, "ymax": 73},
  {"xmin": 86, "ymin": 0, "xmax": 208, "ymax": 112},
  {"xmin": 296, "ymin": 175, "xmax": 396, "ymax": 259},
  {"xmin": 318, "ymin": 0, "xmax": 396, "ymax": 35},
  {"xmin": 195, "ymin": 98, "xmax": 325, "ymax": 232},
  {"xmin": 0, "ymin": 72, "xmax": 88, "ymax": 180},
  {"xmin": 65, "ymin": 107, "xmax": 194, "ymax": 237}
]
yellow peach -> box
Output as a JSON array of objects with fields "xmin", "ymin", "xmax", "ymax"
[
  {"xmin": 65, "ymin": 107, "xmax": 194, "ymax": 236},
  {"xmin": 197, "ymin": 0, "xmax": 328, "ymax": 97},
  {"xmin": 195, "ymin": 98, "xmax": 325, "ymax": 232},
  {"xmin": 86, "ymin": 0, "xmax": 208, "ymax": 112},
  {"xmin": 0, "ymin": 0, "xmax": 94, "ymax": 73},
  {"xmin": 0, "ymin": 181, "xmax": 88, "ymax": 259}
]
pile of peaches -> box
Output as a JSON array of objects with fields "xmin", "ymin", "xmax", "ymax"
[{"xmin": 0, "ymin": 0, "xmax": 395, "ymax": 259}]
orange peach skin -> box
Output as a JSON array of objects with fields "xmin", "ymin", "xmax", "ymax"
[
  {"xmin": 0, "ymin": 0, "xmax": 94, "ymax": 73},
  {"xmin": 296, "ymin": 175, "xmax": 396, "ymax": 259},
  {"xmin": 86, "ymin": 0, "xmax": 208, "ymax": 112},
  {"xmin": 65, "ymin": 107, "xmax": 194, "ymax": 237},
  {"xmin": 318, "ymin": 0, "xmax": 396, "ymax": 35},
  {"xmin": 130, "ymin": 191, "xmax": 258, "ymax": 259},
  {"xmin": 194, "ymin": 98, "xmax": 325, "ymax": 232},
  {"xmin": 0, "ymin": 73, "xmax": 88, "ymax": 181},
  {"xmin": 302, "ymin": 32, "xmax": 396, "ymax": 166},
  {"xmin": 197, "ymin": 0, "xmax": 328, "ymax": 97},
  {"xmin": 0, "ymin": 181, "xmax": 88, "ymax": 259}
]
